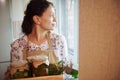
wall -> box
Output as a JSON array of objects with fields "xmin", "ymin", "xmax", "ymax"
[
  {"xmin": 0, "ymin": 0, "xmax": 12, "ymax": 62},
  {"xmin": 0, "ymin": 0, "xmax": 12, "ymax": 80},
  {"xmin": 79, "ymin": 0, "xmax": 120, "ymax": 80}
]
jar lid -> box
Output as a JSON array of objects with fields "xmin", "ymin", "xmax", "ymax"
[{"xmin": 27, "ymin": 55, "xmax": 48, "ymax": 62}]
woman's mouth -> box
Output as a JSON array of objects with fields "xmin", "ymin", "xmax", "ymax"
[{"xmin": 52, "ymin": 23, "xmax": 56, "ymax": 27}]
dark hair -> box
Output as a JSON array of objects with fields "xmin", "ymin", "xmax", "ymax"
[{"xmin": 22, "ymin": 0, "xmax": 53, "ymax": 35}]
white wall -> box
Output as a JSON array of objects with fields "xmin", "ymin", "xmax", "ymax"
[
  {"xmin": 0, "ymin": 0, "xmax": 12, "ymax": 62},
  {"xmin": 0, "ymin": 0, "xmax": 12, "ymax": 79}
]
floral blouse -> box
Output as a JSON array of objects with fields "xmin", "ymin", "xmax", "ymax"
[{"xmin": 10, "ymin": 32, "xmax": 68, "ymax": 62}]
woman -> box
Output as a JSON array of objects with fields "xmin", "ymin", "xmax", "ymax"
[
  {"xmin": 11, "ymin": 0, "xmax": 67, "ymax": 62},
  {"xmin": 4, "ymin": 0, "xmax": 72, "ymax": 79}
]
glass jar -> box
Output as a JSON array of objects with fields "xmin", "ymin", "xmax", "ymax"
[
  {"xmin": 27, "ymin": 55, "xmax": 49, "ymax": 77},
  {"xmin": 10, "ymin": 60, "xmax": 31, "ymax": 79}
]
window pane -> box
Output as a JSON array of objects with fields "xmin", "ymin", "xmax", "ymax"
[{"xmin": 55, "ymin": 0, "xmax": 79, "ymax": 69}]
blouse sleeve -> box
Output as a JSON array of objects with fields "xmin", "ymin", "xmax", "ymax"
[
  {"xmin": 57, "ymin": 35, "xmax": 68, "ymax": 63},
  {"xmin": 10, "ymin": 39, "xmax": 24, "ymax": 62}
]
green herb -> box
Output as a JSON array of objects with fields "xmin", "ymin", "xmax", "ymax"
[{"xmin": 71, "ymin": 69, "xmax": 78, "ymax": 78}]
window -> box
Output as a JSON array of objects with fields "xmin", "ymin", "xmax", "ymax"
[{"xmin": 54, "ymin": 0, "xmax": 79, "ymax": 69}]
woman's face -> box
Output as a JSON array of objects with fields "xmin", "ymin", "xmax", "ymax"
[{"xmin": 39, "ymin": 5, "xmax": 56, "ymax": 30}]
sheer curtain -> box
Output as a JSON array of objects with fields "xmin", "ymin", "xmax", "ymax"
[
  {"xmin": 53, "ymin": 0, "xmax": 79, "ymax": 69},
  {"xmin": 10, "ymin": 0, "xmax": 29, "ymax": 41}
]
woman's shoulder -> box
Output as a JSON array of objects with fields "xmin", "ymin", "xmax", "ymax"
[
  {"xmin": 10, "ymin": 35, "xmax": 27, "ymax": 48},
  {"xmin": 50, "ymin": 31, "xmax": 66, "ymax": 42},
  {"xmin": 50, "ymin": 31, "xmax": 65, "ymax": 39}
]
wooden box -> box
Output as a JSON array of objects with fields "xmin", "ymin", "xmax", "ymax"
[{"xmin": 13, "ymin": 75, "xmax": 63, "ymax": 80}]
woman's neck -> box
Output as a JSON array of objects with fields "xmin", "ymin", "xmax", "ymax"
[{"xmin": 28, "ymin": 25, "xmax": 48, "ymax": 45}]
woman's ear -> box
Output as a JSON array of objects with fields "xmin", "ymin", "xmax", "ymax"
[{"xmin": 33, "ymin": 15, "xmax": 41, "ymax": 24}]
